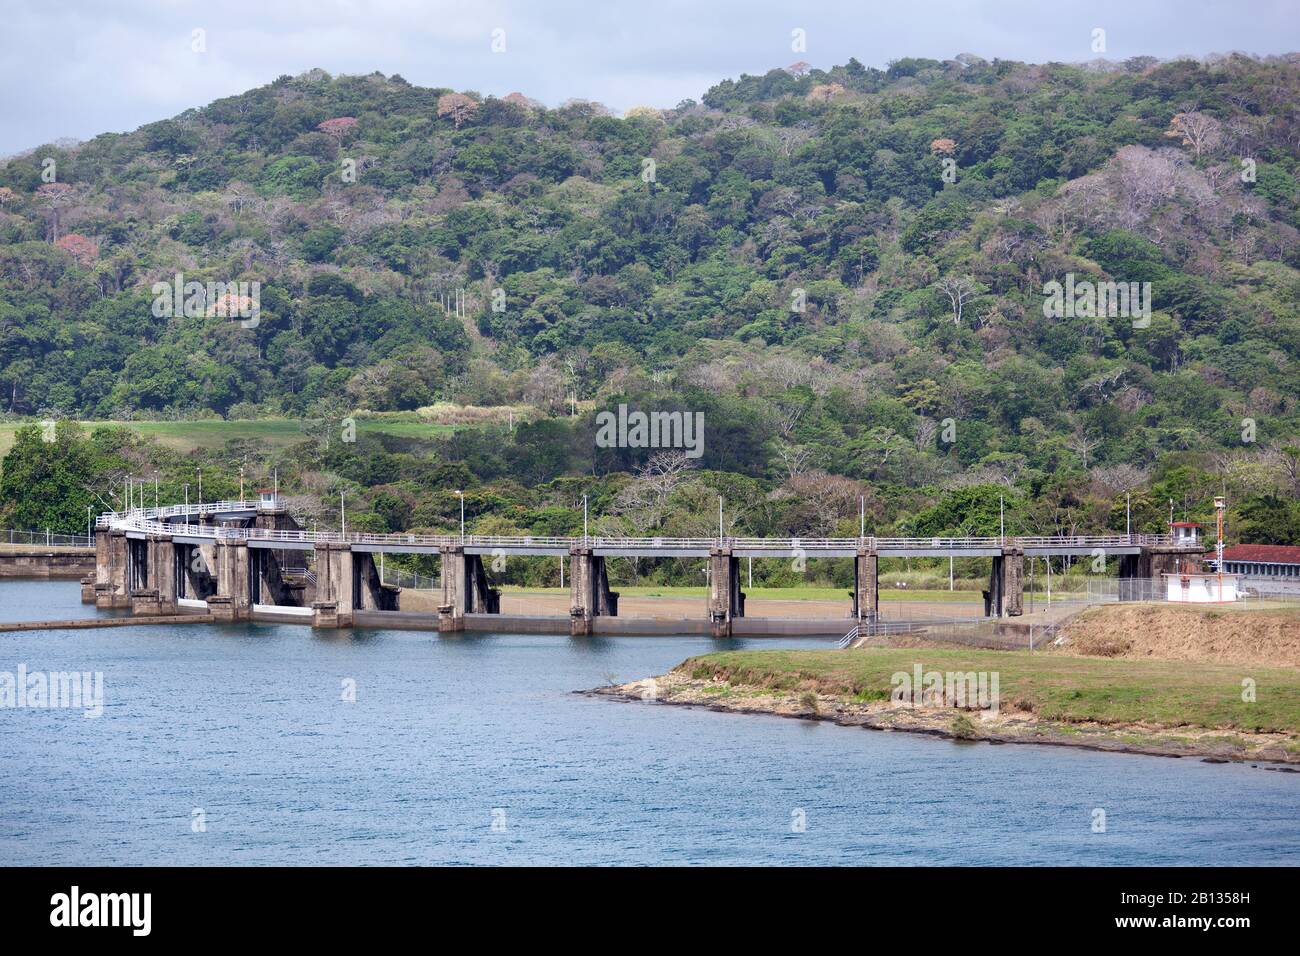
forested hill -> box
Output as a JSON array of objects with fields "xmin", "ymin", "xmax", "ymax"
[{"xmin": 2, "ymin": 54, "xmax": 1300, "ymax": 541}]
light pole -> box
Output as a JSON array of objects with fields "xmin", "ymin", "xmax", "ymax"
[
  {"xmin": 582, "ymin": 494, "xmax": 588, "ymax": 545},
  {"xmin": 86, "ymin": 506, "xmax": 92, "ymax": 543},
  {"xmin": 239, "ymin": 466, "xmax": 245, "ymax": 502},
  {"xmin": 718, "ymin": 496, "xmax": 724, "ymax": 544},
  {"xmin": 340, "ymin": 491, "xmax": 346, "ymax": 537},
  {"xmin": 1214, "ymin": 495, "xmax": 1226, "ymax": 599},
  {"xmin": 999, "ymin": 495, "xmax": 1005, "ymax": 544},
  {"xmin": 1126, "ymin": 492, "xmax": 1131, "ymax": 541},
  {"xmin": 197, "ymin": 467, "xmax": 202, "ymax": 507},
  {"xmin": 184, "ymin": 483, "xmax": 189, "ymax": 509},
  {"xmin": 456, "ymin": 491, "xmax": 465, "ymax": 543}
]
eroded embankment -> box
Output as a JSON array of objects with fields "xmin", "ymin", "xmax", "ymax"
[
  {"xmin": 1053, "ymin": 603, "xmax": 1300, "ymax": 667},
  {"xmin": 587, "ymin": 647, "xmax": 1300, "ymax": 766}
]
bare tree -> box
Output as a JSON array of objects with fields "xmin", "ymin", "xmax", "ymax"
[
  {"xmin": 934, "ymin": 275, "xmax": 980, "ymax": 326},
  {"xmin": 1265, "ymin": 442, "xmax": 1300, "ymax": 498},
  {"xmin": 1165, "ymin": 111, "xmax": 1223, "ymax": 159},
  {"xmin": 913, "ymin": 417, "xmax": 938, "ymax": 452},
  {"xmin": 1068, "ymin": 431, "xmax": 1100, "ymax": 469},
  {"xmin": 775, "ymin": 442, "xmax": 815, "ymax": 480},
  {"xmin": 1090, "ymin": 464, "xmax": 1150, "ymax": 495},
  {"xmin": 614, "ymin": 451, "xmax": 695, "ymax": 532}
]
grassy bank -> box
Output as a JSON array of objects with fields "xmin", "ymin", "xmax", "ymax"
[{"xmin": 679, "ymin": 648, "xmax": 1300, "ymax": 738}]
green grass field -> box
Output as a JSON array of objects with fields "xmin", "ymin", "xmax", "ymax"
[
  {"xmin": 0, "ymin": 418, "xmax": 457, "ymax": 457},
  {"xmin": 681, "ymin": 648, "xmax": 1300, "ymax": 736}
]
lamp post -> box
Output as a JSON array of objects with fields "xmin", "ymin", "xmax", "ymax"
[
  {"xmin": 582, "ymin": 494, "xmax": 588, "ymax": 546},
  {"xmin": 340, "ymin": 492, "xmax": 346, "ymax": 538},
  {"xmin": 197, "ymin": 467, "xmax": 202, "ymax": 507},
  {"xmin": 1126, "ymin": 492, "xmax": 1131, "ymax": 541},
  {"xmin": 1214, "ymin": 495, "xmax": 1226, "ymax": 599},
  {"xmin": 456, "ymin": 490, "xmax": 465, "ymax": 543},
  {"xmin": 239, "ymin": 466, "xmax": 245, "ymax": 502},
  {"xmin": 718, "ymin": 496, "xmax": 724, "ymax": 545}
]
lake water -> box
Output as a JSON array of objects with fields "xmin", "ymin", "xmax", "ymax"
[{"xmin": 1, "ymin": 579, "xmax": 1297, "ymax": 865}]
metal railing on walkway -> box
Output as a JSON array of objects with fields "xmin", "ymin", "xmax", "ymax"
[
  {"xmin": 2, "ymin": 528, "xmax": 95, "ymax": 548},
  {"xmin": 98, "ymin": 504, "xmax": 1186, "ymax": 555}
]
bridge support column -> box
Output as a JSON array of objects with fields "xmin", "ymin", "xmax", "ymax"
[
  {"xmin": 438, "ymin": 546, "xmax": 466, "ymax": 632},
  {"xmin": 854, "ymin": 548, "xmax": 878, "ymax": 623},
  {"xmin": 312, "ymin": 543, "xmax": 354, "ymax": 627},
  {"xmin": 569, "ymin": 547, "xmax": 619, "ymax": 637},
  {"xmin": 1001, "ymin": 547, "xmax": 1023, "ymax": 617},
  {"xmin": 708, "ymin": 548, "xmax": 743, "ymax": 638},
  {"xmin": 207, "ymin": 538, "xmax": 251, "ymax": 622},
  {"xmin": 94, "ymin": 530, "xmax": 131, "ymax": 608},
  {"xmin": 132, "ymin": 534, "xmax": 176, "ymax": 615}
]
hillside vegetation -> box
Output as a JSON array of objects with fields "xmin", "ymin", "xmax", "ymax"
[{"xmin": 1, "ymin": 54, "xmax": 1299, "ymax": 582}]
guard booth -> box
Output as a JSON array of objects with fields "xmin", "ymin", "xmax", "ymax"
[{"xmin": 1170, "ymin": 521, "xmax": 1200, "ymax": 546}]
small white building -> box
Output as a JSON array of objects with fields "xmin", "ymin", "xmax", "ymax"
[
  {"xmin": 1163, "ymin": 572, "xmax": 1240, "ymax": 603},
  {"xmin": 1170, "ymin": 521, "xmax": 1201, "ymax": 546}
]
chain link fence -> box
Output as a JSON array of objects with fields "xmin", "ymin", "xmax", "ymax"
[{"xmin": 2, "ymin": 529, "xmax": 94, "ymax": 548}]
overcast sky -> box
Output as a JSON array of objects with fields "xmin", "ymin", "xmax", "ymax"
[{"xmin": 3, "ymin": 0, "xmax": 1298, "ymax": 155}]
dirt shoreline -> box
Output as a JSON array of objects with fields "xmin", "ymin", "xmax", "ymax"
[{"xmin": 585, "ymin": 671, "xmax": 1300, "ymax": 768}]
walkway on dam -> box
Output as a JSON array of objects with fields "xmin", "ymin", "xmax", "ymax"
[{"xmin": 90, "ymin": 499, "xmax": 1204, "ymax": 637}]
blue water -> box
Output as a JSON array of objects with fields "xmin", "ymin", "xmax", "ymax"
[
  {"xmin": 0, "ymin": 579, "xmax": 128, "ymax": 623},
  {"xmin": 1, "ymin": 579, "xmax": 1298, "ymax": 865}
]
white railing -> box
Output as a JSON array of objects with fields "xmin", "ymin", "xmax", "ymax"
[
  {"xmin": 2, "ymin": 528, "xmax": 95, "ymax": 548},
  {"xmin": 282, "ymin": 567, "xmax": 317, "ymax": 586},
  {"xmin": 98, "ymin": 506, "xmax": 1186, "ymax": 554}
]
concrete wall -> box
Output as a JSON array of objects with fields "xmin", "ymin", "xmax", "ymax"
[{"xmin": 0, "ymin": 550, "xmax": 95, "ymax": 578}]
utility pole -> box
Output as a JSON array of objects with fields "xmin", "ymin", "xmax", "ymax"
[
  {"xmin": 1214, "ymin": 495, "xmax": 1226, "ymax": 599},
  {"xmin": 999, "ymin": 495, "xmax": 1005, "ymax": 544},
  {"xmin": 1126, "ymin": 492, "xmax": 1131, "ymax": 540},
  {"xmin": 582, "ymin": 494, "xmax": 588, "ymax": 545},
  {"xmin": 456, "ymin": 491, "xmax": 465, "ymax": 543},
  {"xmin": 341, "ymin": 492, "xmax": 346, "ymax": 537},
  {"xmin": 718, "ymin": 496, "xmax": 724, "ymax": 544}
]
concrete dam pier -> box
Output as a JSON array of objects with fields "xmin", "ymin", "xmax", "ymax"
[{"xmin": 87, "ymin": 498, "xmax": 1204, "ymax": 638}]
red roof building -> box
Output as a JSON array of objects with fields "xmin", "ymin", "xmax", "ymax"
[{"xmin": 1219, "ymin": 544, "xmax": 1300, "ymax": 578}]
